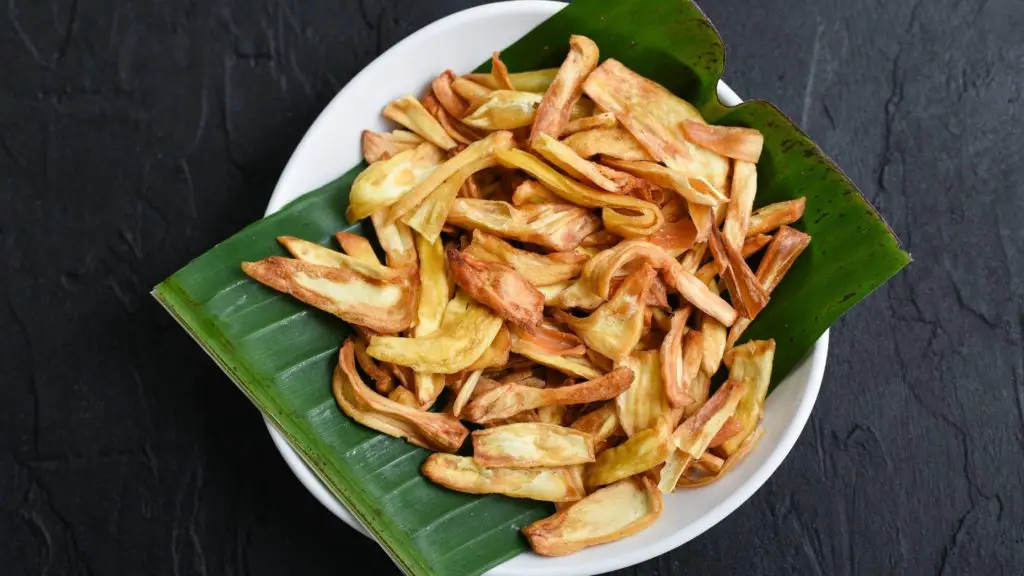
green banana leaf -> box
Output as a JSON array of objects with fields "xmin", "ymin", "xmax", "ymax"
[{"xmin": 154, "ymin": 1, "xmax": 909, "ymax": 575}]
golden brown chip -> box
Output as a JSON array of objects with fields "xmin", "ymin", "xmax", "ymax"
[
  {"xmin": 722, "ymin": 160, "xmax": 758, "ymax": 249},
  {"xmin": 465, "ymin": 325, "xmax": 511, "ymax": 371},
  {"xmin": 432, "ymin": 70, "xmax": 470, "ymax": 118},
  {"xmin": 746, "ymin": 197, "xmax": 807, "ymax": 237},
  {"xmin": 387, "ymin": 131, "xmax": 515, "ymax": 224},
  {"xmin": 563, "ymin": 127, "xmax": 655, "ymax": 161},
  {"xmin": 367, "ymin": 290, "xmax": 503, "ymax": 374},
  {"xmin": 495, "ymin": 148, "xmax": 663, "ymax": 238},
  {"xmin": 464, "ymin": 230, "xmax": 587, "ymax": 287},
  {"xmin": 560, "ymin": 264, "xmax": 655, "ymax": 362},
  {"xmin": 448, "ymin": 245, "xmax": 544, "ymax": 329},
  {"xmin": 352, "ymin": 337, "xmax": 395, "ymax": 395},
  {"xmin": 334, "ymin": 232, "xmax": 381, "ymax": 266},
  {"xmin": 473, "ymin": 423, "xmax": 595, "ymax": 468},
  {"xmin": 511, "ymin": 322, "xmax": 586, "ymax": 356},
  {"xmin": 679, "ymin": 425, "xmax": 764, "ymax": 488},
  {"xmin": 451, "ymin": 76, "xmax": 493, "ymax": 103},
  {"xmin": 447, "ymin": 199, "xmax": 602, "ymax": 251},
  {"xmin": 370, "ymin": 211, "xmax": 419, "ymax": 272},
  {"xmin": 642, "ymin": 219, "xmax": 697, "ymax": 258},
  {"xmin": 466, "ymin": 67, "xmax": 559, "ymax": 92},
  {"xmin": 742, "ymin": 233, "xmax": 773, "ymax": 257},
  {"xmin": 681, "ymin": 120, "xmax": 764, "ymax": 163},
  {"xmin": 510, "ymin": 337, "xmax": 604, "ymax": 380},
  {"xmin": 463, "ymin": 367, "xmax": 634, "ymax": 423},
  {"xmin": 361, "ymin": 129, "xmax": 424, "ymax": 163},
  {"xmin": 387, "ymin": 385, "xmax": 421, "ymax": 408},
  {"xmin": 523, "ymin": 476, "xmax": 663, "ymax": 556},
  {"xmin": 660, "ymin": 309, "xmax": 694, "ymax": 408},
  {"xmin": 421, "ymin": 91, "xmax": 483, "ymax": 145},
  {"xmin": 599, "ymin": 157, "xmax": 726, "ymax": 207},
  {"xmin": 530, "ymin": 35, "xmax": 600, "ymax": 145},
  {"xmin": 451, "ymin": 369, "xmax": 484, "ymax": 417},
  {"xmin": 332, "ymin": 341, "xmax": 468, "ymax": 452},
  {"xmin": 700, "ymin": 310, "xmax": 727, "ymax": 376},
  {"xmin": 533, "ymin": 133, "xmax": 622, "ymax": 192},
  {"xmin": 383, "ymin": 95, "xmax": 458, "ymax": 150},
  {"xmin": 709, "ymin": 227, "xmax": 770, "ymax": 319},
  {"xmin": 719, "ymin": 339, "xmax": 775, "ymax": 455},
  {"xmin": 241, "ymin": 256, "xmax": 415, "ymax": 334},
  {"xmin": 616, "ymin": 349, "xmax": 677, "ymax": 436},
  {"xmin": 584, "ymin": 422, "xmax": 672, "ymax": 488},
  {"xmin": 347, "ymin": 143, "xmax": 446, "ymax": 222},
  {"xmin": 570, "ymin": 402, "xmax": 623, "ymax": 453},
  {"xmin": 564, "ymin": 112, "xmax": 617, "ymax": 135},
  {"xmin": 511, "ymin": 180, "xmax": 561, "ymax": 205},
  {"xmin": 422, "ymin": 454, "xmax": 584, "ymax": 502},
  {"xmin": 276, "ymin": 235, "xmax": 396, "ymax": 282},
  {"xmin": 409, "ymin": 234, "xmax": 450, "ymax": 404}
]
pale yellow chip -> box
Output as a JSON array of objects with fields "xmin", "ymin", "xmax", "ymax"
[
  {"xmin": 422, "ymin": 453, "xmax": 585, "ymax": 502},
  {"xmin": 472, "ymin": 423, "xmax": 595, "ymax": 468}
]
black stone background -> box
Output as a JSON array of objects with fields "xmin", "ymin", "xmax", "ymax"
[{"xmin": 2, "ymin": 0, "xmax": 1023, "ymax": 574}]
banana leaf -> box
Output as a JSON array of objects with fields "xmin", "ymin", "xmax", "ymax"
[{"xmin": 154, "ymin": 1, "xmax": 909, "ymax": 575}]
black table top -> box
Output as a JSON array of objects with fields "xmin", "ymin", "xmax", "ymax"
[{"xmin": 2, "ymin": 0, "xmax": 1022, "ymax": 574}]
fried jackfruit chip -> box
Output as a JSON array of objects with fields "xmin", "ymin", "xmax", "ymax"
[
  {"xmin": 431, "ymin": 70, "xmax": 470, "ymax": 118},
  {"xmin": 728, "ymin": 226, "xmax": 811, "ymax": 345},
  {"xmin": 462, "ymin": 91, "xmax": 591, "ymax": 131},
  {"xmin": 463, "ymin": 230, "xmax": 587, "ymax": 287},
  {"xmin": 584, "ymin": 421, "xmax": 672, "ymax": 488},
  {"xmin": 383, "ymin": 95, "xmax": 458, "ymax": 150},
  {"xmin": 351, "ymin": 337, "xmax": 395, "ymax": 395},
  {"xmin": 402, "ymin": 155, "xmax": 497, "ymax": 242},
  {"xmin": 569, "ymin": 402, "xmax": 623, "ymax": 453},
  {"xmin": 241, "ymin": 256, "xmax": 415, "ymax": 334},
  {"xmin": 660, "ymin": 309, "xmax": 695, "ymax": 408},
  {"xmin": 276, "ymin": 235, "xmax": 397, "ymax": 282},
  {"xmin": 681, "ymin": 120, "xmax": 764, "ymax": 163},
  {"xmin": 472, "ymin": 422, "xmax": 596, "ymax": 468},
  {"xmin": 361, "ymin": 129, "xmax": 424, "ymax": 163},
  {"xmin": 448, "ymin": 245, "xmax": 544, "ymax": 329},
  {"xmin": 708, "ymin": 227, "xmax": 769, "ymax": 319},
  {"xmin": 616, "ymin": 349, "xmax": 677, "ymax": 436},
  {"xmin": 564, "ymin": 112, "xmax": 617, "ymax": 136},
  {"xmin": 334, "ymin": 232, "xmax": 381, "ymax": 266},
  {"xmin": 447, "ymin": 199, "xmax": 601, "ymax": 252},
  {"xmin": 560, "ymin": 264, "xmax": 656, "ymax": 362},
  {"xmin": 532, "ymin": 133, "xmax": 622, "ymax": 193},
  {"xmin": 562, "ymin": 127, "xmax": 656, "ymax": 162},
  {"xmin": 699, "ymin": 309, "xmax": 728, "ymax": 376},
  {"xmin": 511, "ymin": 180, "xmax": 561, "ymax": 205},
  {"xmin": 722, "ymin": 160, "xmax": 759, "ymax": 249},
  {"xmin": 522, "ymin": 476, "xmax": 663, "ymax": 556},
  {"xmin": 451, "ymin": 76, "xmax": 493, "ymax": 103},
  {"xmin": 599, "ymin": 156, "xmax": 726, "ymax": 207},
  {"xmin": 582, "ymin": 59, "xmax": 730, "ymax": 192},
  {"xmin": 332, "ymin": 341, "xmax": 468, "ymax": 452},
  {"xmin": 387, "ymin": 131, "xmax": 515, "ymax": 224},
  {"xmin": 422, "ymin": 91, "xmax": 483, "ymax": 145},
  {"xmin": 347, "ymin": 143, "xmax": 446, "ymax": 222},
  {"xmin": 463, "ymin": 366, "xmax": 634, "ymax": 423},
  {"xmin": 466, "ymin": 67, "xmax": 560, "ymax": 93},
  {"xmin": 387, "ymin": 385, "xmax": 422, "ymax": 408},
  {"xmin": 495, "ymin": 148, "xmax": 663, "ymax": 238},
  {"xmin": 746, "ymin": 197, "xmax": 807, "ymax": 237},
  {"xmin": 422, "ymin": 453, "xmax": 584, "ymax": 502},
  {"xmin": 719, "ymin": 339, "xmax": 775, "ymax": 455},
  {"xmin": 642, "ymin": 218, "xmax": 697, "ymax": 257},
  {"xmin": 510, "ymin": 337, "xmax": 604, "ymax": 380},
  {"xmin": 530, "ymin": 35, "xmax": 600, "ymax": 145},
  {"xmin": 451, "ymin": 369, "xmax": 484, "ymax": 417},
  {"xmin": 370, "ymin": 211, "xmax": 419, "ymax": 272},
  {"xmin": 367, "ymin": 290, "xmax": 503, "ymax": 374},
  {"xmin": 410, "ymin": 233, "xmax": 450, "ymax": 404}
]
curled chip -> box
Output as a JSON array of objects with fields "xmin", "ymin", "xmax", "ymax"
[
  {"xmin": 560, "ymin": 264, "xmax": 655, "ymax": 362},
  {"xmin": 447, "ymin": 198, "xmax": 601, "ymax": 251},
  {"xmin": 722, "ymin": 160, "xmax": 758, "ymax": 250},
  {"xmin": 600, "ymin": 156, "xmax": 725, "ymax": 207},
  {"xmin": 370, "ymin": 212, "xmax": 419, "ymax": 271},
  {"xmin": 523, "ymin": 476, "xmax": 663, "ymax": 556},
  {"xmin": 351, "ymin": 337, "xmax": 395, "ymax": 395},
  {"xmin": 564, "ymin": 112, "xmax": 617, "ymax": 136},
  {"xmin": 466, "ymin": 67, "xmax": 559, "ymax": 92},
  {"xmin": 489, "ymin": 51, "xmax": 515, "ymax": 90},
  {"xmin": 510, "ymin": 322, "xmax": 586, "ymax": 356},
  {"xmin": 462, "ymin": 91, "xmax": 592, "ymax": 131},
  {"xmin": 643, "ymin": 219, "xmax": 697, "ymax": 258},
  {"xmin": 530, "ymin": 35, "xmax": 600, "ymax": 145},
  {"xmin": 660, "ymin": 310, "xmax": 695, "ymax": 408},
  {"xmin": 367, "ymin": 290, "xmax": 503, "ymax": 374},
  {"xmin": 277, "ymin": 235, "xmax": 396, "ymax": 282},
  {"xmin": 383, "ymin": 95, "xmax": 458, "ymax": 150},
  {"xmin": 584, "ymin": 421, "xmax": 672, "ymax": 488},
  {"xmin": 616, "ymin": 349, "xmax": 678, "ymax": 436},
  {"xmin": 422, "ymin": 454, "xmax": 585, "ymax": 502},
  {"xmin": 472, "ymin": 423, "xmax": 595, "ymax": 468},
  {"xmin": 708, "ymin": 227, "xmax": 769, "ymax": 319},
  {"xmin": 347, "ymin": 143, "xmax": 445, "ymax": 222},
  {"xmin": 569, "ymin": 403, "xmax": 623, "ymax": 453},
  {"xmin": 563, "ymin": 127, "xmax": 655, "ymax": 161},
  {"xmin": 422, "ymin": 92, "xmax": 482, "ymax": 145},
  {"xmin": 510, "ymin": 337, "xmax": 604, "ymax": 380},
  {"xmin": 495, "ymin": 148, "xmax": 663, "ymax": 238},
  {"xmin": 681, "ymin": 120, "xmax": 764, "ymax": 163},
  {"xmin": 361, "ymin": 129, "xmax": 424, "ymax": 163},
  {"xmin": 448, "ymin": 245, "xmax": 544, "ymax": 329},
  {"xmin": 719, "ymin": 340, "xmax": 775, "ymax": 455},
  {"xmin": 532, "ymin": 133, "xmax": 622, "ymax": 193},
  {"xmin": 332, "ymin": 341, "xmax": 468, "ymax": 452},
  {"xmin": 463, "ymin": 367, "xmax": 634, "ymax": 423},
  {"xmin": 241, "ymin": 256, "xmax": 415, "ymax": 334},
  {"xmin": 411, "ymin": 234, "xmax": 450, "ymax": 405},
  {"xmin": 431, "ymin": 70, "xmax": 470, "ymax": 118},
  {"xmin": 512, "ymin": 180, "xmax": 561, "ymax": 205},
  {"xmin": 464, "ymin": 230, "xmax": 587, "ymax": 287},
  {"xmin": 746, "ymin": 197, "xmax": 807, "ymax": 237}
]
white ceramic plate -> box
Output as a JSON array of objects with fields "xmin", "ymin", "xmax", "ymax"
[{"xmin": 263, "ymin": 2, "xmax": 828, "ymax": 574}]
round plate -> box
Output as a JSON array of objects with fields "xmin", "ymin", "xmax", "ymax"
[{"xmin": 264, "ymin": 2, "xmax": 828, "ymax": 574}]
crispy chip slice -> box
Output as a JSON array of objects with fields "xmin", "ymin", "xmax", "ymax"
[
  {"xmin": 533, "ymin": 133, "xmax": 621, "ymax": 192},
  {"xmin": 387, "ymin": 131, "xmax": 515, "ymax": 224},
  {"xmin": 334, "ymin": 232, "xmax": 381, "ymax": 266},
  {"xmin": 432, "ymin": 70, "xmax": 470, "ymax": 118},
  {"xmin": 422, "ymin": 92, "xmax": 483, "ymax": 145},
  {"xmin": 585, "ymin": 422, "xmax": 672, "ymax": 488},
  {"xmin": 510, "ymin": 337, "xmax": 604, "ymax": 380},
  {"xmin": 352, "ymin": 337, "xmax": 395, "ymax": 395},
  {"xmin": 719, "ymin": 339, "xmax": 775, "ymax": 455},
  {"xmin": 569, "ymin": 402, "xmax": 622, "ymax": 453},
  {"xmin": 582, "ymin": 59, "xmax": 729, "ymax": 192},
  {"xmin": 277, "ymin": 235, "xmax": 396, "ymax": 282},
  {"xmin": 383, "ymin": 95, "xmax": 458, "ymax": 150},
  {"xmin": 599, "ymin": 157, "xmax": 725, "ymax": 207},
  {"xmin": 511, "ymin": 180, "xmax": 561, "ymax": 205},
  {"xmin": 347, "ymin": 143, "xmax": 446, "ymax": 222},
  {"xmin": 746, "ymin": 197, "xmax": 807, "ymax": 237},
  {"xmin": 465, "ymin": 325, "xmax": 511, "ymax": 371},
  {"xmin": 708, "ymin": 416, "xmax": 744, "ymax": 449},
  {"xmin": 332, "ymin": 341, "xmax": 468, "ymax": 452},
  {"xmin": 722, "ymin": 160, "xmax": 758, "ymax": 249},
  {"xmin": 511, "ymin": 322, "xmax": 586, "ymax": 355},
  {"xmin": 709, "ymin": 227, "xmax": 770, "ymax": 319},
  {"xmin": 361, "ymin": 129, "xmax": 424, "ymax": 163},
  {"xmin": 700, "ymin": 310, "xmax": 728, "ymax": 376},
  {"xmin": 447, "ymin": 199, "xmax": 601, "ymax": 251},
  {"xmin": 387, "ymin": 385, "xmax": 421, "ymax": 408},
  {"xmin": 679, "ymin": 425, "xmax": 764, "ymax": 488},
  {"xmin": 367, "ymin": 290, "xmax": 503, "ymax": 374},
  {"xmin": 473, "ymin": 423, "xmax": 596, "ymax": 468},
  {"xmin": 523, "ymin": 476, "xmax": 663, "ymax": 556},
  {"xmin": 451, "ymin": 76, "xmax": 493, "ymax": 103},
  {"xmin": 660, "ymin": 309, "xmax": 694, "ymax": 408},
  {"xmin": 370, "ymin": 211, "xmax": 418, "ymax": 272},
  {"xmin": 462, "ymin": 90, "xmax": 589, "ymax": 131},
  {"xmin": 728, "ymin": 226, "xmax": 811, "ymax": 345},
  {"xmin": 643, "ymin": 218, "xmax": 697, "ymax": 258},
  {"xmin": 495, "ymin": 148, "xmax": 663, "ymax": 238},
  {"xmin": 403, "ymin": 155, "xmax": 497, "ymax": 242},
  {"xmin": 422, "ymin": 454, "xmax": 584, "ymax": 502},
  {"xmin": 448, "ymin": 246, "xmax": 544, "ymax": 329},
  {"xmin": 466, "ymin": 68, "xmax": 559, "ymax": 92},
  {"xmin": 530, "ymin": 35, "xmax": 600, "ymax": 145},
  {"xmin": 681, "ymin": 120, "xmax": 764, "ymax": 163},
  {"xmin": 490, "ymin": 51, "xmax": 515, "ymax": 90},
  {"xmin": 563, "ymin": 127, "xmax": 655, "ymax": 161},
  {"xmin": 564, "ymin": 112, "xmax": 617, "ymax": 136},
  {"xmin": 410, "ymin": 233, "xmax": 450, "ymax": 404},
  {"xmin": 561, "ymin": 264, "xmax": 655, "ymax": 362},
  {"xmin": 451, "ymin": 369, "xmax": 484, "ymax": 418},
  {"xmin": 464, "ymin": 230, "xmax": 587, "ymax": 286},
  {"xmin": 616, "ymin": 349, "xmax": 677, "ymax": 436},
  {"xmin": 463, "ymin": 367, "xmax": 634, "ymax": 423},
  {"xmin": 241, "ymin": 256, "xmax": 415, "ymax": 334}
]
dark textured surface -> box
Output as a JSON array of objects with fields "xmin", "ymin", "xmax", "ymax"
[{"xmin": 1, "ymin": 0, "xmax": 1021, "ymax": 574}]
